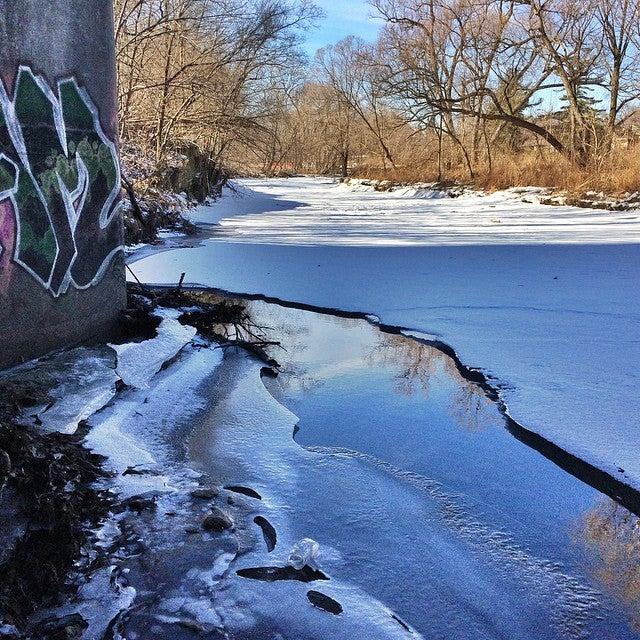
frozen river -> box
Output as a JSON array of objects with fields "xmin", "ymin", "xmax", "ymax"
[
  {"xmin": 126, "ymin": 177, "xmax": 640, "ymax": 637},
  {"xmin": 186, "ymin": 299, "xmax": 640, "ymax": 639},
  {"xmin": 130, "ymin": 177, "xmax": 640, "ymax": 494}
]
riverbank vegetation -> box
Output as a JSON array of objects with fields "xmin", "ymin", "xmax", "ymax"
[{"xmin": 114, "ymin": 0, "xmax": 640, "ymax": 197}]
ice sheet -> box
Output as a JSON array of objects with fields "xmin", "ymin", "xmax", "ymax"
[
  {"xmin": 5, "ymin": 347, "xmax": 118, "ymax": 435},
  {"xmin": 86, "ymin": 343, "xmax": 223, "ymax": 498},
  {"xmin": 182, "ymin": 177, "xmax": 640, "ymax": 245},
  {"xmin": 186, "ymin": 352, "xmax": 601, "ymax": 640}
]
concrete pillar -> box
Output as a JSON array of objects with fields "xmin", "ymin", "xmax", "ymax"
[{"xmin": 0, "ymin": 0, "xmax": 126, "ymax": 368}]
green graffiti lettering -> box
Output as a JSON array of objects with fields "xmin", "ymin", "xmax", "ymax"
[{"xmin": 0, "ymin": 66, "xmax": 122, "ymax": 296}]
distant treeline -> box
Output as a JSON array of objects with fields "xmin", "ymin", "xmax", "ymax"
[{"xmin": 115, "ymin": 0, "xmax": 640, "ymax": 194}]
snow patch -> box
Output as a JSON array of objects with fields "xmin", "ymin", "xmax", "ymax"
[{"xmin": 171, "ymin": 177, "xmax": 640, "ymax": 246}]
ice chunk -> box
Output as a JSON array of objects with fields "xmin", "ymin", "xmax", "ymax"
[
  {"xmin": 35, "ymin": 355, "xmax": 118, "ymax": 434},
  {"xmin": 0, "ymin": 624, "xmax": 19, "ymax": 638},
  {"xmin": 288, "ymin": 538, "xmax": 320, "ymax": 570},
  {"xmin": 85, "ymin": 344, "xmax": 223, "ymax": 499},
  {"xmin": 51, "ymin": 567, "xmax": 136, "ymax": 640},
  {"xmin": 110, "ymin": 309, "xmax": 196, "ymax": 389},
  {"xmin": 5, "ymin": 347, "xmax": 118, "ymax": 435}
]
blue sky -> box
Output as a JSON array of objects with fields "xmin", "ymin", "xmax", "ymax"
[{"xmin": 304, "ymin": 0, "xmax": 384, "ymax": 55}]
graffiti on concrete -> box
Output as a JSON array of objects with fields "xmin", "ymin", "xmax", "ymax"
[{"xmin": 0, "ymin": 66, "xmax": 122, "ymax": 296}]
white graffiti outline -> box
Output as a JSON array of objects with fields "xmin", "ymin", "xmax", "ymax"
[
  {"xmin": 0, "ymin": 155, "xmax": 20, "ymax": 265},
  {"xmin": 0, "ymin": 71, "xmax": 62, "ymax": 290},
  {"xmin": 62, "ymin": 78, "xmax": 123, "ymax": 292},
  {"xmin": 0, "ymin": 66, "xmax": 122, "ymax": 297}
]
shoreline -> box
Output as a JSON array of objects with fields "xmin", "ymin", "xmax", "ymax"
[
  {"xmin": 138, "ymin": 282, "xmax": 640, "ymax": 520},
  {"xmin": 339, "ymin": 177, "xmax": 640, "ymax": 212}
]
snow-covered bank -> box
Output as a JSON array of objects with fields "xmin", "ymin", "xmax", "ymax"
[
  {"xmin": 200, "ymin": 176, "xmax": 640, "ymax": 245},
  {"xmin": 342, "ymin": 177, "xmax": 640, "ymax": 213},
  {"xmin": 129, "ymin": 177, "xmax": 640, "ymax": 493}
]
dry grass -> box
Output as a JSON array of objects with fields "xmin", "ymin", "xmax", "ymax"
[{"xmin": 354, "ymin": 147, "xmax": 640, "ymax": 197}]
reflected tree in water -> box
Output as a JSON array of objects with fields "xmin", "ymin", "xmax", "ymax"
[
  {"xmin": 366, "ymin": 331, "xmax": 441, "ymax": 396},
  {"xmin": 367, "ymin": 332, "xmax": 492, "ymax": 432},
  {"xmin": 245, "ymin": 301, "xmax": 323, "ymax": 395},
  {"xmin": 580, "ymin": 499, "xmax": 640, "ymax": 629}
]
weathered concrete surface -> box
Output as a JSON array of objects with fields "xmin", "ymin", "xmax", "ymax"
[{"xmin": 0, "ymin": 0, "xmax": 125, "ymax": 368}]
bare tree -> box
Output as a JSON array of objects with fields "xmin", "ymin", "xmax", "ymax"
[
  {"xmin": 116, "ymin": 0, "xmax": 640, "ymax": 187},
  {"xmin": 316, "ymin": 37, "xmax": 397, "ymax": 168},
  {"xmin": 594, "ymin": 0, "xmax": 640, "ymax": 137},
  {"xmin": 115, "ymin": 0, "xmax": 320, "ymax": 183}
]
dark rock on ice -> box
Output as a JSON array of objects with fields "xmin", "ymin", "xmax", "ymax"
[
  {"xmin": 225, "ymin": 485, "xmax": 262, "ymax": 500},
  {"xmin": 254, "ymin": 516, "xmax": 277, "ymax": 552},
  {"xmin": 236, "ymin": 565, "xmax": 329, "ymax": 583},
  {"xmin": 190, "ymin": 487, "xmax": 220, "ymax": 500},
  {"xmin": 118, "ymin": 494, "xmax": 158, "ymax": 514},
  {"xmin": 123, "ymin": 465, "xmax": 159, "ymax": 476},
  {"xmin": 307, "ymin": 590, "xmax": 343, "ymax": 615}
]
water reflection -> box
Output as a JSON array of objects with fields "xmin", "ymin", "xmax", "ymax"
[
  {"xmin": 580, "ymin": 499, "xmax": 640, "ymax": 629},
  {"xmin": 365, "ymin": 331, "xmax": 442, "ymax": 397},
  {"xmin": 366, "ymin": 331, "xmax": 493, "ymax": 432},
  {"xmin": 242, "ymin": 299, "xmax": 494, "ymax": 432},
  {"xmin": 185, "ymin": 292, "xmax": 640, "ymax": 638}
]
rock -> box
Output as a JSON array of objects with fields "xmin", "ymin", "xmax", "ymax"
[
  {"xmin": 202, "ymin": 508, "xmax": 233, "ymax": 532},
  {"xmin": 190, "ymin": 487, "xmax": 219, "ymax": 500},
  {"xmin": 123, "ymin": 466, "xmax": 158, "ymax": 476},
  {"xmin": 119, "ymin": 494, "xmax": 158, "ymax": 514}
]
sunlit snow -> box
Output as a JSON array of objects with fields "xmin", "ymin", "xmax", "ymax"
[{"xmin": 191, "ymin": 177, "xmax": 640, "ymax": 246}]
